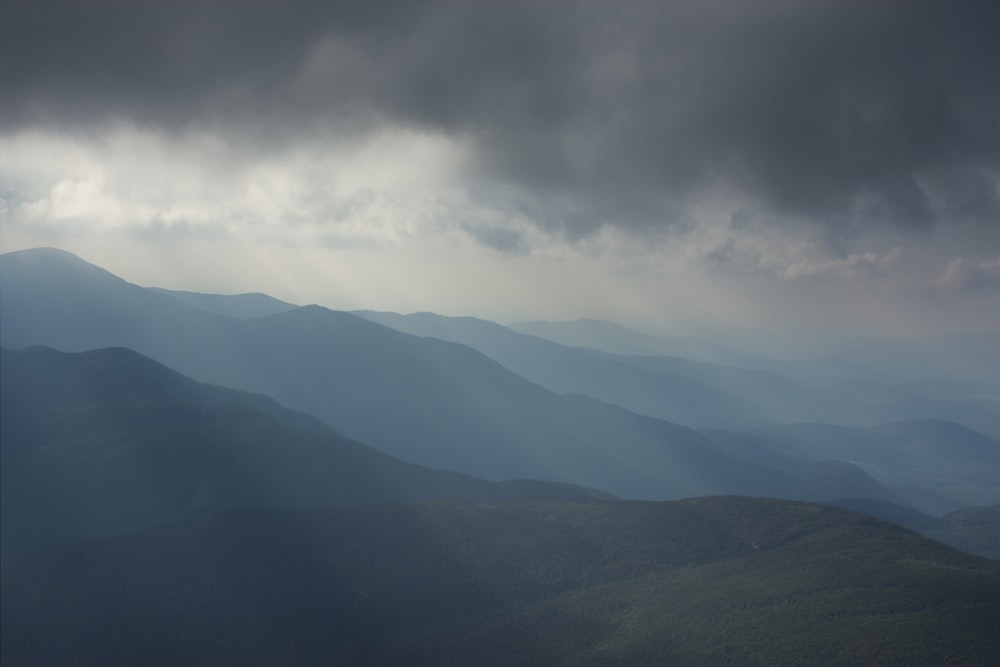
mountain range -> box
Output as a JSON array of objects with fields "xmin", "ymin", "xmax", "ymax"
[
  {"xmin": 356, "ymin": 310, "xmax": 1000, "ymax": 434},
  {"xmin": 1, "ymin": 345, "xmax": 610, "ymax": 554},
  {"xmin": 3, "ymin": 247, "xmax": 907, "ymax": 505},
  {"xmin": 3, "ymin": 247, "xmax": 998, "ymax": 514},
  {"xmin": 3, "ymin": 246, "xmax": 1000, "ymax": 663},
  {"xmin": 704, "ymin": 420, "xmax": 1000, "ymax": 514}
]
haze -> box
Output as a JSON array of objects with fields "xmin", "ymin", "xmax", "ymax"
[{"xmin": 4, "ymin": 4, "xmax": 1000, "ymax": 661}]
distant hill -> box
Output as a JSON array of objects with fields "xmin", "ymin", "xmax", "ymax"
[
  {"xmin": 357, "ymin": 310, "xmax": 1000, "ymax": 433},
  {"xmin": 925, "ymin": 505, "xmax": 1000, "ymax": 561},
  {"xmin": 838, "ymin": 332, "xmax": 1000, "ymax": 385},
  {"xmin": 2, "ymin": 247, "xmax": 868, "ymax": 503},
  {"xmin": 705, "ymin": 420, "xmax": 1000, "ymax": 514},
  {"xmin": 1, "ymin": 346, "xmax": 609, "ymax": 553},
  {"xmin": 4, "ymin": 497, "xmax": 998, "ymax": 666},
  {"xmin": 356, "ymin": 310, "xmax": 768, "ymax": 427},
  {"xmin": 826, "ymin": 498, "xmax": 1000, "ymax": 560},
  {"xmin": 510, "ymin": 317, "xmax": 748, "ymax": 364},
  {"xmin": 826, "ymin": 497, "xmax": 944, "ymax": 530},
  {"xmin": 148, "ymin": 287, "xmax": 299, "ymax": 319}
]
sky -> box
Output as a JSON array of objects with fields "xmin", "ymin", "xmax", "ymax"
[{"xmin": 2, "ymin": 0, "xmax": 998, "ymax": 338}]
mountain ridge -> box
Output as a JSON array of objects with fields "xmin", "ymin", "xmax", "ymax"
[
  {"xmin": 4, "ymin": 496, "xmax": 998, "ymax": 666},
  {"xmin": 359, "ymin": 309, "xmax": 1000, "ymax": 434},
  {"xmin": 2, "ymin": 247, "xmax": 871, "ymax": 503},
  {"xmin": 147, "ymin": 286, "xmax": 299, "ymax": 319},
  {"xmin": 1, "ymin": 345, "xmax": 611, "ymax": 554}
]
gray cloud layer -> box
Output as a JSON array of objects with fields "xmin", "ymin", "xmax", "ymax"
[{"xmin": 3, "ymin": 1, "xmax": 999, "ymax": 245}]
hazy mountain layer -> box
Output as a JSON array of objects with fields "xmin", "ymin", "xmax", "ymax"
[
  {"xmin": 5, "ymin": 497, "xmax": 999, "ymax": 666},
  {"xmin": 1, "ymin": 346, "xmax": 608, "ymax": 553},
  {"xmin": 512, "ymin": 318, "xmax": 1000, "ymax": 388},
  {"xmin": 510, "ymin": 317, "xmax": 751, "ymax": 364},
  {"xmin": 357, "ymin": 310, "xmax": 768, "ymax": 427},
  {"xmin": 2, "ymin": 247, "xmax": 876, "ymax": 503},
  {"xmin": 147, "ymin": 287, "xmax": 299, "ymax": 319},
  {"xmin": 705, "ymin": 420, "xmax": 1000, "ymax": 514},
  {"xmin": 357, "ymin": 310, "xmax": 1000, "ymax": 434},
  {"xmin": 837, "ymin": 332, "xmax": 1000, "ymax": 386}
]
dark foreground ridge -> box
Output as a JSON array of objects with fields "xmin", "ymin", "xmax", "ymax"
[{"xmin": 4, "ymin": 497, "xmax": 999, "ymax": 666}]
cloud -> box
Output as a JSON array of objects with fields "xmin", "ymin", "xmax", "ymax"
[
  {"xmin": 2, "ymin": 0, "xmax": 999, "ymax": 338},
  {"xmin": 4, "ymin": 1, "xmax": 998, "ymax": 246},
  {"xmin": 941, "ymin": 256, "xmax": 1000, "ymax": 291},
  {"xmin": 0, "ymin": 125, "xmax": 476, "ymax": 251}
]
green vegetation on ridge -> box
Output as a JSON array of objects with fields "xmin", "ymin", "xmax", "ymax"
[{"xmin": 4, "ymin": 497, "xmax": 999, "ymax": 666}]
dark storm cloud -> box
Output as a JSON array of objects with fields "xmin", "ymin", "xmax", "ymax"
[
  {"xmin": 2, "ymin": 1, "xmax": 998, "ymax": 241},
  {"xmin": 0, "ymin": 1, "xmax": 423, "ymax": 131}
]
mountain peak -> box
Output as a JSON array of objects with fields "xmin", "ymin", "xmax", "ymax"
[{"xmin": 0, "ymin": 247, "xmax": 127, "ymax": 284}]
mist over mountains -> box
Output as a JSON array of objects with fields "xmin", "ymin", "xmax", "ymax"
[
  {"xmin": 3, "ymin": 247, "xmax": 999, "ymax": 512},
  {"xmin": 3, "ymin": 246, "xmax": 999, "ymax": 663},
  {"xmin": 357, "ymin": 309, "xmax": 1000, "ymax": 435},
  {"xmin": 0, "ymin": 249, "xmax": 868, "ymax": 503},
  {"xmin": 1, "ymin": 345, "xmax": 609, "ymax": 554},
  {"xmin": 4, "ymin": 2, "xmax": 1000, "ymax": 662}
]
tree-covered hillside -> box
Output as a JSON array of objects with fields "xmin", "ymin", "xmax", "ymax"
[{"xmin": 4, "ymin": 497, "xmax": 999, "ymax": 666}]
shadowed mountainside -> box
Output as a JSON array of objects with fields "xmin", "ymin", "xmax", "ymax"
[
  {"xmin": 4, "ymin": 497, "xmax": 999, "ymax": 666},
  {"xmin": 828, "ymin": 498, "xmax": 1000, "ymax": 560},
  {"xmin": 924, "ymin": 504, "xmax": 1000, "ymax": 561},
  {"xmin": 1, "ymin": 346, "xmax": 609, "ymax": 554}
]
